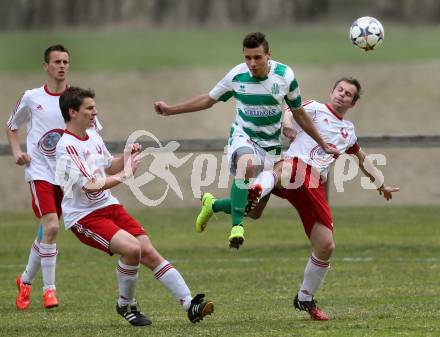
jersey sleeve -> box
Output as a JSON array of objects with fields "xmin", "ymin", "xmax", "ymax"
[
  {"xmin": 287, "ymin": 100, "xmax": 317, "ymax": 131},
  {"xmin": 346, "ymin": 143, "xmax": 360, "ymax": 154},
  {"xmin": 6, "ymin": 92, "xmax": 30, "ymax": 131},
  {"xmin": 345, "ymin": 124, "xmax": 360, "ymax": 154},
  {"xmin": 284, "ymin": 68, "xmax": 302, "ymax": 110},
  {"xmin": 56, "ymin": 143, "xmax": 95, "ymax": 193},
  {"xmin": 208, "ymin": 67, "xmax": 236, "ymax": 102},
  {"xmin": 301, "ymin": 100, "xmax": 318, "ymax": 118}
]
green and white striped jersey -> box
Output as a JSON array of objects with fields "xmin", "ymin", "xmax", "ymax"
[{"xmin": 209, "ymin": 60, "xmax": 302, "ymax": 151}]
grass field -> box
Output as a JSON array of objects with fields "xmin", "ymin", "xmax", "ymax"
[
  {"xmin": 1, "ymin": 206, "xmax": 440, "ymax": 337},
  {"xmin": 1, "ymin": 25, "xmax": 440, "ymax": 72}
]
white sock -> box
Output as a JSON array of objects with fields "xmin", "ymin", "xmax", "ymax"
[
  {"xmin": 39, "ymin": 243, "xmax": 57, "ymax": 291},
  {"xmin": 298, "ymin": 254, "xmax": 330, "ymax": 302},
  {"xmin": 153, "ymin": 260, "xmax": 192, "ymax": 311},
  {"xmin": 253, "ymin": 171, "xmax": 277, "ymax": 198},
  {"xmin": 116, "ymin": 260, "xmax": 139, "ymax": 307},
  {"xmin": 21, "ymin": 240, "xmax": 41, "ymax": 284}
]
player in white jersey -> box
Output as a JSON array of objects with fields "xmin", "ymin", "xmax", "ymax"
[
  {"xmin": 5, "ymin": 45, "xmax": 71, "ymax": 310},
  {"xmin": 243, "ymin": 77, "xmax": 400, "ymax": 320},
  {"xmin": 154, "ymin": 32, "xmax": 337, "ymax": 249},
  {"xmin": 56, "ymin": 87, "xmax": 214, "ymax": 326}
]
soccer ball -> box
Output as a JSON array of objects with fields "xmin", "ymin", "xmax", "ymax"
[{"xmin": 349, "ymin": 16, "xmax": 384, "ymax": 51}]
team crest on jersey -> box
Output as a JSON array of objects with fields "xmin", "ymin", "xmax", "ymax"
[
  {"xmin": 36, "ymin": 104, "xmax": 43, "ymax": 110},
  {"xmin": 309, "ymin": 143, "xmax": 336, "ymax": 167},
  {"xmin": 271, "ymin": 83, "xmax": 280, "ymax": 95},
  {"xmin": 38, "ymin": 129, "xmax": 64, "ymax": 158},
  {"xmin": 340, "ymin": 128, "xmax": 348, "ymax": 139},
  {"xmin": 239, "ymin": 84, "xmax": 246, "ymax": 92}
]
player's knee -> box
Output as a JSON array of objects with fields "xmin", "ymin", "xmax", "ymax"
[
  {"xmin": 321, "ymin": 239, "xmax": 335, "ymax": 258},
  {"xmin": 314, "ymin": 239, "xmax": 335, "ymax": 260},
  {"xmin": 42, "ymin": 219, "xmax": 59, "ymax": 240},
  {"xmin": 124, "ymin": 241, "xmax": 141, "ymax": 262},
  {"xmin": 140, "ymin": 245, "xmax": 159, "ymax": 262}
]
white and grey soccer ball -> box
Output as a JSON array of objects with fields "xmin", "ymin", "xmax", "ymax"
[{"xmin": 349, "ymin": 16, "xmax": 384, "ymax": 51}]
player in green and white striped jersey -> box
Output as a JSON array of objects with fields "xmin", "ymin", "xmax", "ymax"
[{"xmin": 154, "ymin": 32, "xmax": 338, "ymax": 249}]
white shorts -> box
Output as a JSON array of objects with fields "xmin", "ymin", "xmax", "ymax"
[{"xmin": 227, "ymin": 135, "xmax": 280, "ymax": 176}]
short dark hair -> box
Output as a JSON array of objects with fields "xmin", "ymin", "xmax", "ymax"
[
  {"xmin": 333, "ymin": 77, "xmax": 362, "ymax": 103},
  {"xmin": 243, "ymin": 32, "xmax": 269, "ymax": 53},
  {"xmin": 44, "ymin": 44, "xmax": 69, "ymax": 63},
  {"xmin": 59, "ymin": 86, "xmax": 95, "ymax": 122}
]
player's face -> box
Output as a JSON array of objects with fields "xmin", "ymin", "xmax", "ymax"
[
  {"xmin": 44, "ymin": 51, "xmax": 70, "ymax": 82},
  {"xmin": 243, "ymin": 46, "xmax": 271, "ymax": 78},
  {"xmin": 73, "ymin": 97, "xmax": 97, "ymax": 130},
  {"xmin": 329, "ymin": 81, "xmax": 358, "ymax": 112}
]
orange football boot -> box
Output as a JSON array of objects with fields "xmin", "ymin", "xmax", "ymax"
[
  {"xmin": 16, "ymin": 274, "xmax": 32, "ymax": 310},
  {"xmin": 43, "ymin": 288, "xmax": 59, "ymax": 309}
]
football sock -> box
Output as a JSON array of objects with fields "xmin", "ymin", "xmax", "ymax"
[
  {"xmin": 252, "ymin": 171, "xmax": 277, "ymax": 198},
  {"xmin": 39, "ymin": 242, "xmax": 57, "ymax": 291},
  {"xmin": 116, "ymin": 260, "xmax": 139, "ymax": 307},
  {"xmin": 298, "ymin": 254, "xmax": 330, "ymax": 301},
  {"xmin": 21, "ymin": 239, "xmax": 41, "ymax": 284},
  {"xmin": 213, "ymin": 198, "xmax": 231, "ymax": 214},
  {"xmin": 230, "ymin": 178, "xmax": 249, "ymax": 226},
  {"xmin": 153, "ymin": 260, "xmax": 192, "ymax": 311}
]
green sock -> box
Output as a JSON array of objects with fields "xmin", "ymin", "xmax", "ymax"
[
  {"xmin": 230, "ymin": 178, "xmax": 249, "ymax": 226},
  {"xmin": 213, "ymin": 198, "xmax": 231, "ymax": 214}
]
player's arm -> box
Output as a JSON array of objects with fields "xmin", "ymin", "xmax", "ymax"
[
  {"xmin": 84, "ymin": 152, "xmax": 140, "ymax": 193},
  {"xmin": 353, "ymin": 148, "xmax": 400, "ymax": 200},
  {"xmin": 290, "ymin": 106, "xmax": 339, "ymax": 156},
  {"xmin": 154, "ymin": 94, "xmax": 217, "ymax": 116},
  {"xmin": 5, "ymin": 123, "xmax": 31, "ymax": 166},
  {"xmin": 282, "ymin": 108, "xmax": 296, "ymax": 143},
  {"xmin": 5, "ymin": 94, "xmax": 32, "ymax": 166},
  {"xmin": 105, "ymin": 143, "xmax": 142, "ymax": 175}
]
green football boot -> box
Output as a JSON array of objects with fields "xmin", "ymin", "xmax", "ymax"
[
  {"xmin": 195, "ymin": 193, "xmax": 216, "ymax": 233},
  {"xmin": 228, "ymin": 225, "xmax": 244, "ymax": 249}
]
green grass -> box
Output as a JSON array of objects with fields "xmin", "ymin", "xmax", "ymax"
[
  {"xmin": 1, "ymin": 206, "xmax": 440, "ymax": 336},
  {"xmin": 0, "ymin": 25, "xmax": 439, "ymax": 72}
]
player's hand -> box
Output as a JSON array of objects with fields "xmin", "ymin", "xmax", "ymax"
[
  {"xmin": 323, "ymin": 145, "xmax": 340, "ymax": 159},
  {"xmin": 129, "ymin": 153, "xmax": 140, "ymax": 176},
  {"xmin": 378, "ymin": 185, "xmax": 400, "ymax": 201},
  {"xmin": 14, "ymin": 152, "xmax": 32, "ymax": 166},
  {"xmin": 154, "ymin": 101, "xmax": 172, "ymax": 116},
  {"xmin": 282, "ymin": 127, "xmax": 296, "ymax": 143},
  {"xmin": 121, "ymin": 152, "xmax": 140, "ymax": 180},
  {"xmin": 125, "ymin": 143, "xmax": 142, "ymax": 155}
]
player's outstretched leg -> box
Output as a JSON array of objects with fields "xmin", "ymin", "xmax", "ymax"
[
  {"xmin": 293, "ymin": 294, "xmax": 329, "ymax": 321},
  {"xmin": 195, "ymin": 193, "xmax": 216, "ymax": 233},
  {"xmin": 116, "ymin": 302, "xmax": 152, "ymax": 326},
  {"xmin": 187, "ymin": 294, "xmax": 214, "ymax": 323},
  {"xmin": 16, "ymin": 274, "xmax": 32, "ymax": 310}
]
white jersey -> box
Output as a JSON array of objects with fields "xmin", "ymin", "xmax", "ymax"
[
  {"xmin": 285, "ymin": 100, "xmax": 360, "ymax": 179},
  {"xmin": 55, "ymin": 129, "xmax": 118, "ymax": 229},
  {"xmin": 7, "ymin": 84, "xmax": 102, "ymax": 184},
  {"xmin": 209, "ymin": 60, "xmax": 302, "ymax": 152}
]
